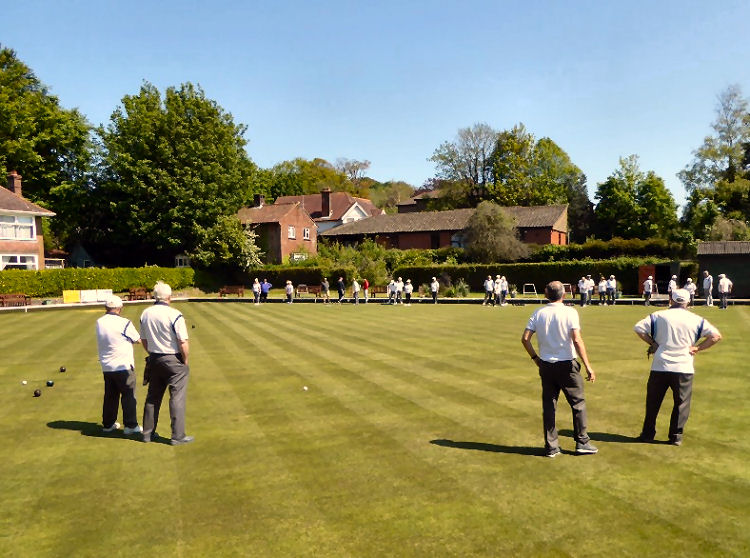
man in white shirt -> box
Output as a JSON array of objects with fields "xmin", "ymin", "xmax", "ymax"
[
  {"xmin": 717, "ymin": 273, "xmax": 733, "ymax": 310},
  {"xmin": 683, "ymin": 278, "xmax": 696, "ymax": 306},
  {"xmin": 483, "ymin": 275, "xmax": 495, "ymax": 306},
  {"xmin": 577, "ymin": 276, "xmax": 587, "ymax": 307},
  {"xmin": 643, "ymin": 275, "xmax": 653, "ymax": 306},
  {"xmin": 96, "ymin": 296, "xmax": 142, "ymax": 435},
  {"xmin": 634, "ymin": 288, "xmax": 721, "ymax": 445},
  {"xmin": 521, "ymin": 281, "xmax": 598, "ymax": 457},
  {"xmin": 499, "ymin": 276, "xmax": 509, "ymax": 306},
  {"xmin": 352, "ymin": 278, "xmax": 360, "ymax": 305},
  {"xmin": 140, "ymin": 282, "xmax": 193, "ymax": 445},
  {"xmin": 702, "ymin": 270, "xmax": 714, "ymax": 307},
  {"xmin": 597, "ymin": 276, "xmax": 607, "ymax": 305},
  {"xmin": 395, "ymin": 277, "xmax": 404, "ymax": 305},
  {"xmin": 668, "ymin": 275, "xmax": 678, "ymax": 297},
  {"xmin": 404, "ymin": 278, "xmax": 414, "ymax": 305},
  {"xmin": 430, "ymin": 277, "xmax": 439, "ymax": 304},
  {"xmin": 606, "ymin": 275, "xmax": 617, "ymax": 305}
]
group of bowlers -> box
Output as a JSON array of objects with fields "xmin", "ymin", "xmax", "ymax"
[
  {"xmin": 522, "ymin": 281, "xmax": 722, "ymax": 456},
  {"xmin": 577, "ymin": 274, "xmax": 618, "ymax": 306},
  {"xmin": 95, "ymin": 281, "xmax": 193, "ymax": 445},
  {"xmin": 96, "ymin": 278, "xmax": 724, "ymax": 456}
]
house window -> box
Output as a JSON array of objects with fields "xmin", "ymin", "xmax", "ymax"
[
  {"xmin": 303, "ymin": 228, "xmax": 310, "ymax": 240},
  {"xmin": 1, "ymin": 254, "xmax": 38, "ymax": 270},
  {"xmin": 175, "ymin": 254, "xmax": 191, "ymax": 268},
  {"xmin": 287, "ymin": 225, "xmax": 296, "ymax": 239},
  {"xmin": 0, "ymin": 215, "xmax": 35, "ymax": 240}
]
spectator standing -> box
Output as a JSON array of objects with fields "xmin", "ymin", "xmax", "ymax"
[
  {"xmin": 499, "ymin": 276, "xmax": 509, "ymax": 306},
  {"xmin": 352, "ymin": 278, "xmax": 360, "ymax": 305},
  {"xmin": 702, "ymin": 270, "xmax": 714, "ymax": 307},
  {"xmin": 404, "ymin": 279, "xmax": 413, "ymax": 305},
  {"xmin": 260, "ymin": 279, "xmax": 272, "ymax": 303},
  {"xmin": 634, "ymin": 288, "xmax": 721, "ymax": 445},
  {"xmin": 483, "ymin": 275, "xmax": 495, "ymax": 306},
  {"xmin": 140, "ymin": 282, "xmax": 193, "ymax": 445},
  {"xmin": 643, "ymin": 275, "xmax": 654, "ymax": 306},
  {"xmin": 388, "ymin": 279, "xmax": 397, "ymax": 304},
  {"xmin": 337, "ymin": 276, "xmax": 346, "ymax": 303},
  {"xmin": 321, "ymin": 277, "xmax": 330, "ymax": 304},
  {"xmin": 493, "ymin": 274, "xmax": 503, "ymax": 306},
  {"xmin": 285, "ymin": 280, "xmax": 294, "ymax": 303},
  {"xmin": 683, "ymin": 278, "xmax": 696, "ymax": 306},
  {"xmin": 577, "ymin": 276, "xmax": 588, "ymax": 307},
  {"xmin": 586, "ymin": 274, "xmax": 595, "ymax": 305},
  {"xmin": 521, "ymin": 281, "xmax": 598, "ymax": 457},
  {"xmin": 252, "ymin": 278, "xmax": 261, "ymax": 305},
  {"xmin": 362, "ymin": 278, "xmax": 370, "ymax": 303},
  {"xmin": 597, "ymin": 277, "xmax": 607, "ymax": 304},
  {"xmin": 606, "ymin": 275, "xmax": 617, "ymax": 305},
  {"xmin": 668, "ymin": 275, "xmax": 677, "ymax": 298},
  {"xmin": 717, "ymin": 274, "xmax": 733, "ymax": 309},
  {"xmin": 430, "ymin": 277, "xmax": 439, "ymax": 304},
  {"xmin": 395, "ymin": 277, "xmax": 404, "ymax": 305},
  {"xmin": 95, "ymin": 296, "xmax": 142, "ymax": 435}
]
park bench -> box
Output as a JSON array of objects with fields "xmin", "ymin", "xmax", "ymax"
[
  {"xmin": 127, "ymin": 287, "xmax": 149, "ymax": 301},
  {"xmin": 0, "ymin": 293, "xmax": 31, "ymax": 307},
  {"xmin": 370, "ymin": 285, "xmax": 388, "ymax": 297},
  {"xmin": 219, "ymin": 285, "xmax": 245, "ymax": 297},
  {"xmin": 296, "ymin": 284, "xmax": 322, "ymax": 301}
]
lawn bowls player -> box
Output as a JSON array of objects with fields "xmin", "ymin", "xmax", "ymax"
[
  {"xmin": 521, "ymin": 281, "xmax": 598, "ymax": 457},
  {"xmin": 95, "ymin": 296, "xmax": 142, "ymax": 435},
  {"xmin": 634, "ymin": 288, "xmax": 722, "ymax": 445},
  {"xmin": 139, "ymin": 282, "xmax": 193, "ymax": 445}
]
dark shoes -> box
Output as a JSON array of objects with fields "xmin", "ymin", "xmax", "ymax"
[
  {"xmin": 170, "ymin": 435, "xmax": 195, "ymax": 446},
  {"xmin": 575, "ymin": 442, "xmax": 599, "ymax": 455},
  {"xmin": 142, "ymin": 431, "xmax": 160, "ymax": 443},
  {"xmin": 637, "ymin": 433, "xmax": 655, "ymax": 443}
]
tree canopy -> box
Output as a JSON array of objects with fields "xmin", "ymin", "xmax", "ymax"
[
  {"xmin": 82, "ymin": 82, "xmax": 257, "ymax": 266},
  {"xmin": 462, "ymin": 201, "xmax": 528, "ymax": 263}
]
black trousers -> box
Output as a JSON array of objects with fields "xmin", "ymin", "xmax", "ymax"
[
  {"xmin": 641, "ymin": 371, "xmax": 693, "ymax": 441},
  {"xmin": 538, "ymin": 359, "xmax": 590, "ymax": 450},
  {"xmin": 143, "ymin": 354, "xmax": 189, "ymax": 441},
  {"xmin": 102, "ymin": 370, "xmax": 138, "ymax": 428}
]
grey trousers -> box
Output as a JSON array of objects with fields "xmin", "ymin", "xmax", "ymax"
[
  {"xmin": 641, "ymin": 370, "xmax": 693, "ymax": 441},
  {"xmin": 142, "ymin": 354, "xmax": 189, "ymax": 441},
  {"xmin": 539, "ymin": 359, "xmax": 590, "ymax": 450},
  {"xmin": 102, "ymin": 370, "xmax": 138, "ymax": 428}
]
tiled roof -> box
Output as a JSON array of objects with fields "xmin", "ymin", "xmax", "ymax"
[
  {"xmin": 274, "ymin": 192, "xmax": 383, "ymax": 221},
  {"xmin": 321, "ymin": 205, "xmax": 568, "ymax": 236},
  {"xmin": 697, "ymin": 241, "xmax": 750, "ymax": 255},
  {"xmin": 237, "ymin": 203, "xmax": 299, "ymax": 224},
  {"xmin": 0, "ymin": 187, "xmax": 56, "ymax": 216}
]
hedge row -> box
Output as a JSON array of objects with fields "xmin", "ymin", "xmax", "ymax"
[
  {"xmin": 0, "ymin": 267, "xmax": 195, "ymax": 298},
  {"xmin": 530, "ymin": 238, "xmax": 691, "ymax": 262},
  {"xmin": 392, "ymin": 258, "xmax": 673, "ymax": 295}
]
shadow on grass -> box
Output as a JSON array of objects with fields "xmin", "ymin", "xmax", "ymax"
[
  {"xmin": 46, "ymin": 420, "xmax": 167, "ymax": 443},
  {"xmin": 558, "ymin": 429, "xmax": 643, "ymax": 444},
  {"xmin": 430, "ymin": 439, "xmax": 542, "ymax": 456}
]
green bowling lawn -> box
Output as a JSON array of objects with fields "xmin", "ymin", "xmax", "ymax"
[{"xmin": 1, "ymin": 301, "xmax": 748, "ymax": 557}]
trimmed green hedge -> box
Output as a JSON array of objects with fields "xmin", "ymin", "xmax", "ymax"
[
  {"xmin": 393, "ymin": 258, "xmax": 673, "ymax": 295},
  {"xmin": 0, "ymin": 267, "xmax": 195, "ymax": 298},
  {"xmin": 530, "ymin": 238, "xmax": 693, "ymax": 261}
]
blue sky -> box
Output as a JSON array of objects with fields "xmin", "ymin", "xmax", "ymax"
[{"xmin": 3, "ymin": 1, "xmax": 750, "ymax": 207}]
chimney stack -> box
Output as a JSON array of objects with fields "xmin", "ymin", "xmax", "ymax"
[
  {"xmin": 321, "ymin": 187, "xmax": 332, "ymax": 217},
  {"xmin": 253, "ymin": 193, "xmax": 265, "ymax": 208},
  {"xmin": 7, "ymin": 171, "xmax": 22, "ymax": 197}
]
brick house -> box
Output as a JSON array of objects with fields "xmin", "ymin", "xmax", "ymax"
[
  {"xmin": 237, "ymin": 197, "xmax": 317, "ymax": 264},
  {"xmin": 320, "ymin": 205, "xmax": 568, "ymax": 248},
  {"xmin": 0, "ymin": 171, "xmax": 55, "ymax": 270},
  {"xmin": 274, "ymin": 188, "xmax": 384, "ymax": 233}
]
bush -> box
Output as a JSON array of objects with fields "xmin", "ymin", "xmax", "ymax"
[
  {"xmin": 392, "ymin": 257, "xmax": 675, "ymax": 295},
  {"xmin": 530, "ymin": 237, "xmax": 692, "ymax": 262},
  {"xmin": 0, "ymin": 267, "xmax": 195, "ymax": 298}
]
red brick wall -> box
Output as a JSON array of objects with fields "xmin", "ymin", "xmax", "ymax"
[
  {"xmin": 278, "ymin": 208, "xmax": 317, "ymax": 263},
  {"xmin": 520, "ymin": 228, "xmax": 567, "ymax": 246},
  {"xmin": 0, "ymin": 219, "xmax": 45, "ymax": 270}
]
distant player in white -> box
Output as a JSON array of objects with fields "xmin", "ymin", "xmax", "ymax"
[
  {"xmin": 643, "ymin": 275, "xmax": 653, "ymax": 306},
  {"xmin": 702, "ymin": 270, "xmax": 714, "ymax": 307},
  {"xmin": 606, "ymin": 275, "xmax": 617, "ymax": 305},
  {"xmin": 683, "ymin": 278, "xmax": 696, "ymax": 306},
  {"xmin": 717, "ymin": 273, "xmax": 733, "ymax": 310}
]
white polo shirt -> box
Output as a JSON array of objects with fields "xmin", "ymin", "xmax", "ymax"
[
  {"xmin": 643, "ymin": 279, "xmax": 653, "ymax": 293},
  {"xmin": 634, "ymin": 308, "xmax": 719, "ymax": 374},
  {"xmin": 718, "ymin": 277, "xmax": 733, "ymax": 294},
  {"xmin": 526, "ymin": 302, "xmax": 580, "ymax": 362},
  {"xmin": 96, "ymin": 313, "xmax": 140, "ymax": 372},
  {"xmin": 140, "ymin": 302, "xmax": 188, "ymax": 354}
]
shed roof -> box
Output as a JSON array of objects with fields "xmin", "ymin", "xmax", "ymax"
[
  {"xmin": 274, "ymin": 192, "xmax": 383, "ymax": 221},
  {"xmin": 697, "ymin": 241, "xmax": 750, "ymax": 255},
  {"xmin": 0, "ymin": 187, "xmax": 56, "ymax": 216},
  {"xmin": 237, "ymin": 203, "xmax": 303, "ymax": 225}
]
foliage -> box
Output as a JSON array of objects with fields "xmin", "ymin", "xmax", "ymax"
[
  {"xmin": 463, "ymin": 201, "xmax": 528, "ymax": 263},
  {"xmin": 0, "ymin": 46, "xmax": 92, "ymax": 242},
  {"xmin": 429, "ymin": 122, "xmax": 496, "ymax": 190},
  {"xmin": 706, "ymin": 215, "xmax": 750, "ymax": 240},
  {"xmin": 393, "ymin": 257, "xmax": 672, "ymax": 295},
  {"xmin": 189, "ymin": 216, "xmax": 263, "ymax": 270},
  {"xmin": 679, "ymin": 85, "xmax": 750, "ymax": 236},
  {"xmin": 85, "ymin": 82, "xmax": 256, "ymax": 266},
  {"xmin": 530, "ymin": 237, "xmax": 691, "ymax": 261},
  {"xmin": 443, "ymin": 278, "xmax": 470, "ymax": 298},
  {"xmin": 593, "ymin": 155, "xmax": 678, "ymax": 240},
  {"xmin": 0, "ymin": 266, "xmax": 194, "ymax": 297},
  {"xmin": 367, "ymin": 180, "xmax": 415, "ymax": 213}
]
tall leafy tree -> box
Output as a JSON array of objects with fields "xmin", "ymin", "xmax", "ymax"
[
  {"xmin": 463, "ymin": 201, "xmax": 528, "ymax": 263},
  {"xmin": 679, "ymin": 85, "xmax": 750, "ymax": 236},
  {"xmin": 594, "ymin": 155, "xmax": 678, "ymax": 240},
  {"xmin": 0, "ymin": 46, "xmax": 91, "ymax": 241},
  {"xmin": 88, "ymin": 82, "xmax": 257, "ymax": 266}
]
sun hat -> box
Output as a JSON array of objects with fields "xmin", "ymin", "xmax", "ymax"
[
  {"xmin": 671, "ymin": 288, "xmax": 690, "ymax": 304},
  {"xmin": 105, "ymin": 296, "xmax": 123, "ymax": 309}
]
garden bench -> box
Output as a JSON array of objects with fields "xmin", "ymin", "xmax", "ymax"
[
  {"xmin": 296, "ymin": 284, "xmax": 322, "ymax": 301},
  {"xmin": 127, "ymin": 287, "xmax": 149, "ymax": 301},
  {"xmin": 370, "ymin": 285, "xmax": 388, "ymax": 297},
  {"xmin": 219, "ymin": 285, "xmax": 245, "ymax": 297},
  {"xmin": 0, "ymin": 293, "xmax": 30, "ymax": 307}
]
